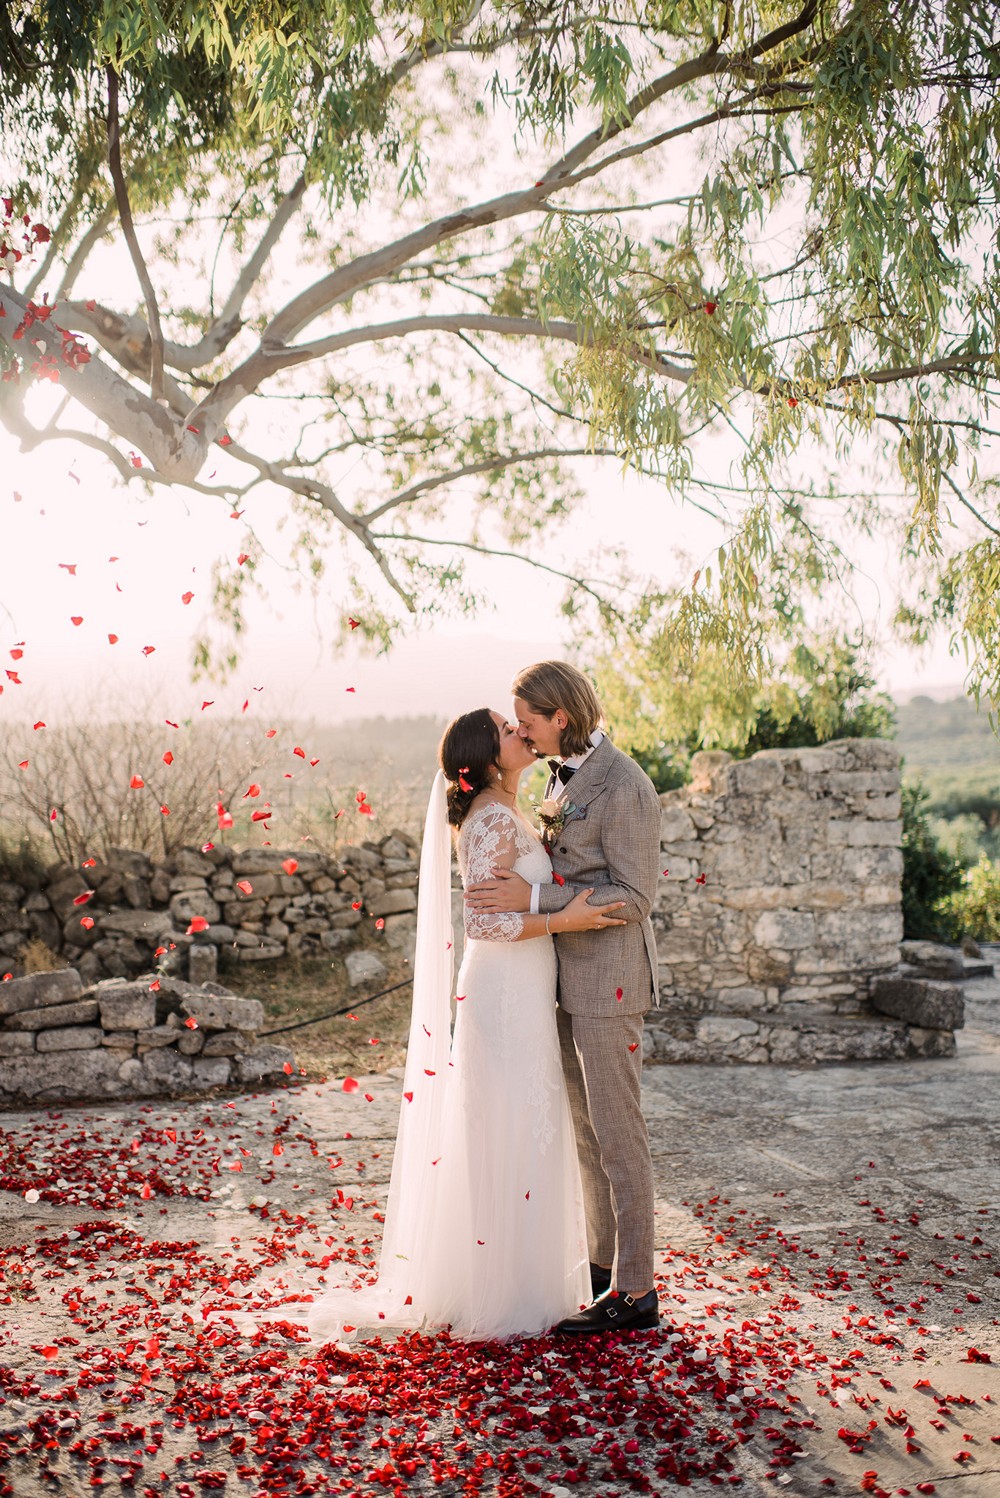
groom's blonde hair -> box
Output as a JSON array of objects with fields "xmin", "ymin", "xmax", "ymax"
[{"xmin": 512, "ymin": 661, "xmax": 604, "ymax": 757}]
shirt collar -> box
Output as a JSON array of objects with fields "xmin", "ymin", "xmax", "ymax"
[{"xmin": 561, "ymin": 728, "xmax": 605, "ymax": 771}]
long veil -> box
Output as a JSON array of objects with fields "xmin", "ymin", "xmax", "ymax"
[{"xmin": 306, "ymin": 769, "xmax": 454, "ymax": 1340}]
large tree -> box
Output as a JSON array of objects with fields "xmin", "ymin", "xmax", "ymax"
[{"xmin": 1, "ymin": 0, "xmax": 998, "ymax": 696}]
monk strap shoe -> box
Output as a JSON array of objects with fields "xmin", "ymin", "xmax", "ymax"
[{"xmin": 556, "ymin": 1288, "xmax": 659, "ymax": 1336}]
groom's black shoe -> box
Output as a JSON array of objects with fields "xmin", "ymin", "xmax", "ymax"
[
  {"xmin": 590, "ymin": 1262, "xmax": 612, "ymax": 1298},
  {"xmin": 556, "ymin": 1288, "xmax": 659, "ymax": 1336}
]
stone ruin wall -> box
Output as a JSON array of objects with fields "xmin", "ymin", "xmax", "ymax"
[
  {"xmin": 0, "ymin": 834, "xmax": 420, "ymax": 1106},
  {"xmin": 0, "ymin": 833, "xmax": 420, "ymax": 989},
  {"xmin": 0, "ymin": 739, "xmax": 965, "ymax": 1103},
  {"xmin": 647, "ymin": 737, "xmax": 960, "ymax": 1064}
]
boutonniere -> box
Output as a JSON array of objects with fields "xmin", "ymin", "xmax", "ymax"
[{"xmin": 537, "ymin": 798, "xmax": 587, "ymax": 846}]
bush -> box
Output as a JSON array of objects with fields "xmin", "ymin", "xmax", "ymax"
[
  {"xmin": 937, "ymin": 857, "xmax": 1000, "ymax": 941},
  {"xmin": 0, "ymin": 829, "xmax": 49, "ymax": 890},
  {"xmin": 901, "ymin": 782, "xmax": 964, "ymax": 940}
]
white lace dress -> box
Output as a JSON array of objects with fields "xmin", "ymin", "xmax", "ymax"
[
  {"xmin": 301, "ymin": 799, "xmax": 589, "ymax": 1345},
  {"xmin": 409, "ymin": 801, "xmax": 589, "ymax": 1338}
]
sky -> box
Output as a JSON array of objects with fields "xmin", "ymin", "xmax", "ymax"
[{"xmin": 2, "ymin": 416, "xmax": 971, "ymax": 734}]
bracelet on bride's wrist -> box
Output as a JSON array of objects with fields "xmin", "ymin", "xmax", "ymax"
[{"xmin": 545, "ymin": 913, "xmax": 552, "ymax": 935}]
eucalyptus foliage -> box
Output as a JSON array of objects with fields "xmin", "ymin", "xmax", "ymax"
[{"xmin": 1, "ymin": 0, "xmax": 998, "ymax": 691}]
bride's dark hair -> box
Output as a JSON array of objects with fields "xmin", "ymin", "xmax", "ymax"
[{"xmin": 439, "ymin": 709, "xmax": 502, "ymax": 828}]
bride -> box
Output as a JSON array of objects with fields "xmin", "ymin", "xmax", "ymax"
[{"xmin": 306, "ymin": 707, "xmax": 626, "ymax": 1342}]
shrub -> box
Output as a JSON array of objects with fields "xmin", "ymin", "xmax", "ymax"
[
  {"xmin": 901, "ymin": 782, "xmax": 963, "ymax": 940},
  {"xmin": 937, "ymin": 857, "xmax": 1000, "ymax": 942}
]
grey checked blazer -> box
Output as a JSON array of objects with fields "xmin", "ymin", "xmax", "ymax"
[{"xmin": 537, "ymin": 736, "xmax": 660, "ymax": 1017}]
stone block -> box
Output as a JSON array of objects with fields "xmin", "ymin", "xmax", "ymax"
[
  {"xmin": 695, "ymin": 1016, "xmax": 760, "ymax": 1044},
  {"xmin": 716, "ymin": 986, "xmax": 770, "ymax": 1013},
  {"xmin": 379, "ymin": 835, "xmax": 410, "ymax": 860},
  {"xmin": 898, "ymin": 940, "xmax": 965, "ymax": 980},
  {"xmin": 825, "ymin": 737, "xmax": 900, "ymax": 770},
  {"xmin": 235, "ymin": 1044, "xmax": 296, "ymax": 1083},
  {"xmin": 786, "ymin": 747, "xmax": 842, "ymax": 775},
  {"xmin": 231, "ymin": 850, "xmax": 295, "ymax": 875},
  {"xmin": 330, "ymin": 909, "xmax": 363, "ymax": 929},
  {"xmin": 169, "ymin": 890, "xmax": 222, "ymax": 927},
  {"xmin": 117, "ymin": 1057, "xmax": 152, "ymax": 1091},
  {"xmin": 660, "ymin": 805, "xmax": 696, "ymax": 843},
  {"xmin": 192, "ymin": 1057, "xmax": 232, "ymax": 1088},
  {"xmin": 869, "ymin": 976, "xmax": 964, "ymax": 1030},
  {"xmin": 0, "ymin": 968, "xmax": 83, "ymax": 1017},
  {"xmin": 906, "ymin": 1026, "xmax": 958, "ymax": 1058},
  {"xmin": 346, "ymin": 951, "xmax": 388, "ymax": 988},
  {"xmin": 6, "ymin": 999, "xmax": 99, "ymax": 1030},
  {"xmin": 142, "ymin": 1048, "xmax": 194, "ymax": 1088},
  {"xmin": 102, "ymin": 1031, "xmax": 135, "ymax": 1048},
  {"xmin": 230, "ymin": 872, "xmax": 283, "ymax": 900},
  {"xmin": 382, "ymin": 914, "xmax": 417, "ymax": 958},
  {"xmin": 730, "ymin": 758, "xmax": 785, "ymax": 795},
  {"xmin": 225, "ymin": 900, "xmax": 266, "ymax": 926},
  {"xmin": 0, "ymin": 1031, "xmax": 35, "ymax": 1054},
  {"xmin": 753, "ymin": 910, "xmax": 815, "ymax": 950},
  {"xmin": 201, "ymin": 1030, "xmax": 251, "ymax": 1056},
  {"xmin": 180, "ymin": 993, "xmax": 265, "ymax": 1031},
  {"xmin": 369, "ymin": 888, "xmax": 416, "ymax": 918},
  {"xmin": 107, "ymin": 847, "xmax": 153, "ymax": 879},
  {"xmin": 0, "ymin": 1048, "xmax": 125, "ymax": 1101},
  {"xmin": 827, "ymin": 820, "xmax": 902, "ymax": 848},
  {"xmin": 36, "ymin": 1027, "xmax": 102, "ymax": 1052},
  {"xmin": 320, "ymin": 929, "xmax": 359, "ymax": 953},
  {"xmin": 688, "ymin": 750, "xmax": 732, "ymax": 792},
  {"xmin": 169, "ymin": 849, "xmax": 217, "ymax": 878},
  {"xmin": 177, "ymin": 1030, "xmax": 204, "ymax": 1055},
  {"xmin": 99, "ymin": 985, "xmax": 157, "ymax": 1030},
  {"xmin": 135, "ymin": 1026, "xmax": 182, "ymax": 1050},
  {"xmin": 45, "ymin": 871, "xmax": 89, "ymax": 913},
  {"xmin": 236, "ymin": 944, "xmax": 284, "ymax": 961},
  {"xmin": 188, "ymin": 945, "xmax": 218, "ymax": 985}
]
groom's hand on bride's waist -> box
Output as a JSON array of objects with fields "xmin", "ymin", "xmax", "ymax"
[{"xmin": 465, "ymin": 868, "xmax": 531, "ymax": 912}]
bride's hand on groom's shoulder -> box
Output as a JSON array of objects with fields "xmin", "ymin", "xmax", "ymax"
[{"xmin": 465, "ymin": 868, "xmax": 530, "ymax": 913}]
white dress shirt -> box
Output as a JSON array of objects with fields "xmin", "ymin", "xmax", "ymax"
[{"xmin": 530, "ymin": 730, "xmax": 605, "ymax": 913}]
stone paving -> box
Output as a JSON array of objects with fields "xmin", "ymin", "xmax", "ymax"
[{"xmin": 0, "ymin": 950, "xmax": 997, "ymax": 1496}]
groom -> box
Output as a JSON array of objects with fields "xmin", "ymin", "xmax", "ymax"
[{"xmin": 466, "ymin": 660, "xmax": 661, "ymax": 1334}]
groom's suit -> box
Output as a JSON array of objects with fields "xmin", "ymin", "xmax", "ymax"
[{"xmin": 536, "ymin": 734, "xmax": 660, "ymax": 1294}]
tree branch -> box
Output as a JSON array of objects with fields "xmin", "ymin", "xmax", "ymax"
[
  {"xmin": 540, "ymin": 0, "xmax": 818, "ymax": 187},
  {"xmin": 192, "ymin": 311, "xmax": 692, "ymax": 433},
  {"xmin": 361, "ymin": 445, "xmax": 626, "ymax": 524},
  {"xmin": 106, "ymin": 65, "xmax": 165, "ymax": 403},
  {"xmin": 370, "ymin": 531, "xmax": 630, "ymax": 625},
  {"xmin": 287, "ymin": 312, "xmax": 692, "ymax": 382},
  {"xmin": 218, "ymin": 440, "xmax": 417, "ymax": 611},
  {"xmin": 177, "ymin": 172, "xmax": 309, "ymax": 371},
  {"xmin": 940, "ymin": 470, "xmax": 1000, "ymax": 539},
  {"xmin": 0, "ymin": 284, "xmax": 207, "ymax": 480}
]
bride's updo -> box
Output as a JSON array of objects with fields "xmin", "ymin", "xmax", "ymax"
[{"xmin": 439, "ymin": 709, "xmax": 501, "ymax": 828}]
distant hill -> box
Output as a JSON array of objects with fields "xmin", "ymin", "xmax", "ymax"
[{"xmin": 894, "ymin": 695, "xmax": 1000, "ymax": 802}]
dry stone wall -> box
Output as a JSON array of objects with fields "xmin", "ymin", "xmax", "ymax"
[
  {"xmin": 648, "ymin": 738, "xmax": 960, "ymax": 1064},
  {"xmin": 0, "ymin": 968, "xmax": 294, "ymax": 1105},
  {"xmin": 0, "ymin": 741, "xmax": 965, "ymax": 1092},
  {"xmin": 0, "ymin": 832, "xmax": 419, "ymax": 987}
]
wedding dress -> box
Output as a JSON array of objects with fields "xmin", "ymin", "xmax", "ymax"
[{"xmin": 306, "ymin": 776, "xmax": 589, "ymax": 1343}]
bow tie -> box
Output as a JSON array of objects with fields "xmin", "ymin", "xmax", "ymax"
[{"xmin": 547, "ymin": 760, "xmax": 576, "ymax": 785}]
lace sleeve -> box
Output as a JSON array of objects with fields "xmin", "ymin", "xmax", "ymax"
[{"xmin": 459, "ymin": 804, "xmax": 532, "ymax": 942}]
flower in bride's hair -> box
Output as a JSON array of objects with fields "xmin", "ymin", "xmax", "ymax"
[{"xmin": 458, "ymin": 770, "xmax": 473, "ymax": 793}]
